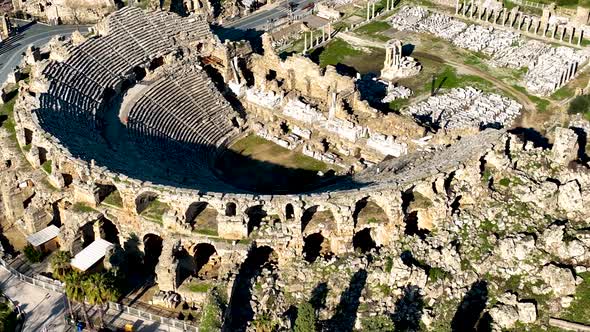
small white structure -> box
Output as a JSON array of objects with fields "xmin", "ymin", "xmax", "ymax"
[
  {"xmin": 71, "ymin": 239, "xmax": 114, "ymax": 272},
  {"xmin": 26, "ymin": 225, "xmax": 60, "ymax": 253}
]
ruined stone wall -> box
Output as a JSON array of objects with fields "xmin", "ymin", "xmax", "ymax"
[{"xmin": 13, "ymin": 0, "xmax": 116, "ymax": 24}]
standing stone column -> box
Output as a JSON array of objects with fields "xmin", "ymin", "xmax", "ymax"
[
  {"xmin": 366, "ymin": 1, "xmax": 370, "ymax": 21},
  {"xmin": 579, "ymin": 30, "xmax": 584, "ymax": 46},
  {"xmin": 569, "ymin": 27, "xmax": 575, "ymax": 43},
  {"xmin": 303, "ymin": 32, "xmax": 307, "ymax": 54},
  {"xmin": 372, "ymin": 2, "xmax": 376, "ymax": 18}
]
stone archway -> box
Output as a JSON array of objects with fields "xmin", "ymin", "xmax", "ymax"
[
  {"xmin": 185, "ymin": 202, "xmax": 218, "ymax": 235},
  {"xmin": 143, "ymin": 233, "xmax": 163, "ymax": 276},
  {"xmin": 98, "ymin": 216, "xmax": 119, "ymax": 245},
  {"xmin": 352, "ymin": 228, "xmax": 376, "ymax": 254},
  {"xmin": 135, "ymin": 191, "xmax": 158, "ymax": 214},
  {"xmin": 301, "ymin": 205, "xmax": 336, "ymax": 236},
  {"xmin": 225, "ymin": 202, "xmax": 237, "ymax": 216},
  {"xmin": 285, "ymin": 203, "xmax": 295, "ymax": 220},
  {"xmin": 193, "ymin": 243, "xmax": 219, "ymax": 279},
  {"xmin": 352, "ymin": 197, "xmax": 389, "ymax": 229},
  {"xmin": 95, "ymin": 183, "xmax": 119, "ymax": 206},
  {"xmin": 303, "ymin": 232, "xmax": 332, "ymax": 263},
  {"xmin": 246, "ymin": 205, "xmax": 267, "ymax": 235}
]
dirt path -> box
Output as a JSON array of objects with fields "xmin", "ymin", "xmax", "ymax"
[{"xmin": 338, "ymin": 32, "xmax": 537, "ymax": 113}]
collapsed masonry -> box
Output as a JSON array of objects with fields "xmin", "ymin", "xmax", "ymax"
[{"xmin": 389, "ymin": 6, "xmax": 590, "ymax": 96}]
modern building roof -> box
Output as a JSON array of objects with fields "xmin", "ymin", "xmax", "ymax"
[
  {"xmin": 26, "ymin": 225, "xmax": 60, "ymax": 247},
  {"xmin": 71, "ymin": 239, "xmax": 114, "ymax": 272}
]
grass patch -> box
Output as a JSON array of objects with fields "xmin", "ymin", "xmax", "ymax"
[
  {"xmin": 187, "ymin": 281, "xmax": 211, "ymax": 293},
  {"xmin": 101, "ymin": 190, "xmax": 123, "ymax": 208},
  {"xmin": 41, "ymin": 160, "xmax": 52, "ymax": 174},
  {"xmin": 193, "ymin": 228, "xmax": 218, "ymax": 236},
  {"xmin": 559, "ymin": 272, "xmax": 590, "ymax": 324},
  {"xmin": 140, "ymin": 199, "xmax": 169, "ymax": 223},
  {"xmin": 428, "ymin": 66, "xmax": 495, "ymax": 91},
  {"xmin": 355, "ymin": 21, "xmax": 391, "ymax": 35},
  {"xmin": 199, "ymin": 293, "xmax": 222, "ymax": 332},
  {"xmin": 512, "ymin": 85, "xmax": 551, "ymax": 112},
  {"xmin": 73, "ymin": 202, "xmax": 95, "ymax": 213},
  {"xmin": 318, "ymin": 38, "xmax": 363, "ymax": 68}
]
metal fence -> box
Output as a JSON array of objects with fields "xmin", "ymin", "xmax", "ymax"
[{"xmin": 0, "ymin": 258, "xmax": 199, "ymax": 331}]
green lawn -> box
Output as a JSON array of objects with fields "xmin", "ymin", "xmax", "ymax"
[{"xmin": 318, "ymin": 38, "xmax": 363, "ymax": 68}]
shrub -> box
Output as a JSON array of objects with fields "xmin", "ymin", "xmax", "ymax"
[
  {"xmin": 294, "ymin": 302, "xmax": 316, "ymax": 332},
  {"xmin": 568, "ymin": 95, "xmax": 590, "ymax": 120},
  {"xmin": 23, "ymin": 245, "xmax": 43, "ymax": 263},
  {"xmin": 361, "ymin": 315, "xmax": 395, "ymax": 332}
]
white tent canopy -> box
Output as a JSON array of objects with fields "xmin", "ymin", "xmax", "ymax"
[
  {"xmin": 26, "ymin": 225, "xmax": 60, "ymax": 247},
  {"xmin": 71, "ymin": 239, "xmax": 114, "ymax": 272}
]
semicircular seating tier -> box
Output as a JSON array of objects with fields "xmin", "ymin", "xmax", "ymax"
[
  {"xmin": 126, "ymin": 69, "xmax": 237, "ymax": 151},
  {"xmin": 30, "ymin": 7, "xmax": 244, "ymax": 191}
]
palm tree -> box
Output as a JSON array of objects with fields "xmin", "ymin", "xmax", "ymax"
[
  {"xmin": 50, "ymin": 251, "xmax": 72, "ymax": 281},
  {"xmin": 64, "ymin": 271, "xmax": 92, "ymax": 330},
  {"xmin": 51, "ymin": 251, "xmax": 74, "ymax": 317},
  {"xmin": 84, "ymin": 272, "xmax": 121, "ymax": 329}
]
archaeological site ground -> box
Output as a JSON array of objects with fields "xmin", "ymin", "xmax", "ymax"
[{"xmin": 1, "ymin": 0, "xmax": 590, "ymax": 330}]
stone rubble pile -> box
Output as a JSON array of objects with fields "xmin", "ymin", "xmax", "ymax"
[
  {"xmin": 388, "ymin": 6, "xmax": 588, "ymax": 95},
  {"xmin": 404, "ymin": 87, "xmax": 522, "ymax": 130},
  {"xmin": 381, "ymin": 85, "xmax": 412, "ymax": 103},
  {"xmin": 452, "ymin": 25, "xmax": 519, "ymax": 54}
]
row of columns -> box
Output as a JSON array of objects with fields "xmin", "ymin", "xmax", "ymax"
[
  {"xmin": 302, "ymin": 22, "xmax": 333, "ymax": 54},
  {"xmin": 456, "ymin": 1, "xmax": 584, "ymax": 46},
  {"xmin": 556, "ymin": 61, "xmax": 579, "ymax": 90}
]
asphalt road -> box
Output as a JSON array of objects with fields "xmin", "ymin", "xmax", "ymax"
[
  {"xmin": 0, "ymin": 20, "xmax": 88, "ymax": 84},
  {"xmin": 224, "ymin": 0, "xmax": 315, "ymax": 30}
]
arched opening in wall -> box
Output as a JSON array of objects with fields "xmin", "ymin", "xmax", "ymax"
[
  {"xmin": 225, "ymin": 245, "xmax": 276, "ymax": 330},
  {"xmin": 353, "ymin": 197, "xmax": 388, "ymax": 229},
  {"xmin": 24, "ymin": 128, "xmax": 33, "ymax": 145},
  {"xmin": 135, "ymin": 192, "xmax": 158, "ymax": 215},
  {"xmin": 225, "ymin": 202, "xmax": 237, "ymax": 217},
  {"xmin": 143, "ymin": 234, "xmax": 163, "ymax": 276},
  {"xmin": 72, "ymin": 221, "xmax": 96, "ymax": 255},
  {"xmin": 133, "ymin": 66, "xmax": 146, "ymax": 81},
  {"xmin": 193, "ymin": 243, "xmax": 219, "ymax": 279},
  {"xmin": 185, "ymin": 202, "xmax": 218, "ymax": 236},
  {"xmin": 285, "ymin": 204, "xmax": 295, "ymax": 220},
  {"xmin": 246, "ymin": 205, "xmax": 267, "ymax": 235},
  {"xmin": 352, "ymin": 228, "xmax": 376, "ymax": 254},
  {"xmin": 38, "ymin": 146, "xmax": 48, "ymax": 165},
  {"xmin": 148, "ymin": 57, "xmax": 164, "ymax": 71},
  {"xmin": 50, "ymin": 201, "xmax": 61, "ymax": 227},
  {"xmin": 302, "ymin": 206, "xmax": 336, "ymax": 236},
  {"xmin": 95, "ymin": 183, "xmax": 118, "ymax": 206},
  {"xmin": 98, "ymin": 216, "xmax": 120, "ymax": 245},
  {"xmin": 303, "ymin": 232, "xmax": 331, "ymax": 263},
  {"xmin": 404, "ymin": 211, "xmax": 429, "ymax": 238},
  {"xmin": 62, "ymin": 173, "xmax": 73, "ymax": 187}
]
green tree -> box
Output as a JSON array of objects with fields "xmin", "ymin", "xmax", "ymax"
[
  {"xmin": 51, "ymin": 251, "xmax": 74, "ymax": 318},
  {"xmin": 23, "ymin": 245, "xmax": 43, "ymax": 263},
  {"xmin": 83, "ymin": 272, "xmax": 120, "ymax": 328},
  {"xmin": 64, "ymin": 271, "xmax": 91, "ymax": 330},
  {"xmin": 0, "ymin": 301, "xmax": 17, "ymax": 332},
  {"xmin": 361, "ymin": 315, "xmax": 395, "ymax": 332},
  {"xmin": 294, "ymin": 302, "xmax": 316, "ymax": 332},
  {"xmin": 50, "ymin": 251, "xmax": 72, "ymax": 281}
]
